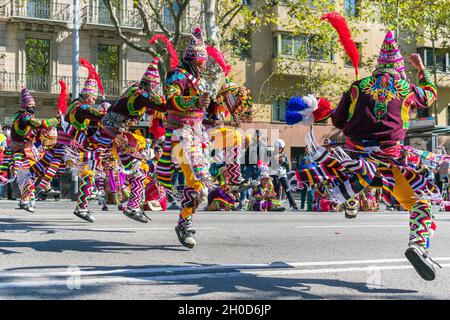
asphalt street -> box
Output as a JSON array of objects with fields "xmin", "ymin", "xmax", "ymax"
[{"xmin": 0, "ymin": 200, "xmax": 449, "ymax": 300}]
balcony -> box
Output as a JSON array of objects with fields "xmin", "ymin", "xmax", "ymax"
[
  {"xmin": 0, "ymin": 72, "xmax": 137, "ymax": 97},
  {"xmin": 82, "ymin": 5, "xmax": 144, "ymax": 29},
  {"xmin": 0, "ymin": 1, "xmax": 71, "ymax": 23},
  {"xmin": 409, "ymin": 117, "xmax": 436, "ymax": 130}
]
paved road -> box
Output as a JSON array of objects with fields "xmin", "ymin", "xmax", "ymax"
[{"xmin": 0, "ymin": 200, "xmax": 449, "ymax": 300}]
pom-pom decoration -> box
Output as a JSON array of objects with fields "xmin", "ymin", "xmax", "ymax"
[
  {"xmin": 285, "ymin": 94, "xmax": 318, "ymax": 126},
  {"xmin": 57, "ymin": 80, "xmax": 68, "ymax": 114},
  {"xmin": 321, "ymin": 12, "xmax": 359, "ymax": 79},
  {"xmin": 149, "ymin": 35, "xmax": 179, "ymax": 70},
  {"xmin": 313, "ymin": 98, "xmax": 334, "ymax": 122}
]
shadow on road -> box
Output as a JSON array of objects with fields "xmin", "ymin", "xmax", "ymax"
[
  {"xmin": 0, "ymin": 262, "xmax": 420, "ymax": 299},
  {"xmin": 0, "ymin": 217, "xmax": 136, "ymax": 236},
  {"xmin": 0, "ymin": 238, "xmax": 187, "ymax": 255}
]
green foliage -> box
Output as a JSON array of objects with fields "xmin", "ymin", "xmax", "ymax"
[{"xmin": 257, "ymin": 0, "xmax": 364, "ymax": 103}]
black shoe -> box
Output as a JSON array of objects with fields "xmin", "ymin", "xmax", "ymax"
[
  {"xmin": 73, "ymin": 208, "xmax": 95, "ymax": 223},
  {"xmin": 405, "ymin": 244, "xmax": 437, "ymax": 281},
  {"xmin": 102, "ymin": 206, "xmax": 109, "ymax": 211},
  {"xmin": 47, "ymin": 188, "xmax": 61, "ymax": 196},
  {"xmin": 123, "ymin": 208, "xmax": 149, "ymax": 223},
  {"xmin": 175, "ymin": 224, "xmax": 196, "ymax": 249}
]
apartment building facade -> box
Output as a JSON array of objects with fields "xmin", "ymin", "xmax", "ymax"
[
  {"xmin": 238, "ymin": 0, "xmax": 450, "ymax": 167},
  {"xmin": 0, "ymin": 0, "xmax": 449, "ymax": 168},
  {"xmin": 0, "ymin": 0, "xmax": 200, "ymax": 136}
]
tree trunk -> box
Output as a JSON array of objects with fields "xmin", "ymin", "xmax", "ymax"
[
  {"xmin": 205, "ymin": 0, "xmax": 219, "ymax": 45},
  {"xmin": 431, "ymin": 37, "xmax": 439, "ymax": 126}
]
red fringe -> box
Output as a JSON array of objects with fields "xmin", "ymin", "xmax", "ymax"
[
  {"xmin": 79, "ymin": 58, "xmax": 105, "ymax": 97},
  {"xmin": 321, "ymin": 12, "xmax": 359, "ymax": 79},
  {"xmin": 206, "ymin": 46, "xmax": 231, "ymax": 76},
  {"xmin": 149, "ymin": 35, "xmax": 179, "ymax": 70},
  {"xmin": 57, "ymin": 80, "xmax": 68, "ymax": 114}
]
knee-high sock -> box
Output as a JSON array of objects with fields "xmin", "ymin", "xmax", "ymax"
[
  {"xmin": 21, "ymin": 181, "xmax": 35, "ymax": 204},
  {"xmin": 38, "ymin": 144, "xmax": 65, "ymax": 189},
  {"xmin": 77, "ymin": 173, "xmax": 94, "ymax": 210},
  {"xmin": 13, "ymin": 152, "xmax": 28, "ymax": 176},
  {"xmin": 223, "ymin": 146, "xmax": 243, "ymax": 185},
  {"xmin": 409, "ymin": 200, "xmax": 433, "ymax": 250},
  {"xmin": 0, "ymin": 150, "xmax": 13, "ymax": 179},
  {"xmin": 127, "ymin": 173, "xmax": 145, "ymax": 209},
  {"xmin": 31, "ymin": 150, "xmax": 54, "ymax": 177},
  {"xmin": 96, "ymin": 176, "xmax": 105, "ymax": 192}
]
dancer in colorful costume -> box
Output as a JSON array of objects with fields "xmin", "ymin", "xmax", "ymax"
[
  {"xmin": 0, "ymin": 88, "xmax": 59, "ymax": 212},
  {"xmin": 156, "ymin": 27, "xmax": 215, "ymax": 248},
  {"xmin": 35, "ymin": 61, "xmax": 105, "ymax": 206},
  {"xmin": 290, "ymin": 12, "xmax": 440, "ymax": 281},
  {"xmin": 89, "ymin": 50, "xmax": 168, "ymax": 222}
]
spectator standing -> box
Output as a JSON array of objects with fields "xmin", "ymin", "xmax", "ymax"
[{"xmin": 269, "ymin": 139, "xmax": 299, "ymax": 211}]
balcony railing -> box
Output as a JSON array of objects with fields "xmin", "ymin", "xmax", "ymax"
[
  {"xmin": 83, "ymin": 5, "xmax": 144, "ymax": 29},
  {"xmin": 2, "ymin": 1, "xmax": 72, "ymax": 22},
  {"xmin": 0, "ymin": 73, "xmax": 137, "ymax": 97},
  {"xmin": 409, "ymin": 117, "xmax": 436, "ymax": 130}
]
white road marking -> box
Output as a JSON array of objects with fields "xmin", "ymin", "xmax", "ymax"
[
  {"xmin": 0, "ymin": 263, "xmax": 449, "ymax": 289},
  {"xmin": 295, "ymin": 225, "xmax": 406, "ymax": 229},
  {"xmin": 1, "ymin": 257, "xmax": 450, "ymax": 279}
]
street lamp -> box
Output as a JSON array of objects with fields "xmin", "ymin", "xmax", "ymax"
[{"xmin": 71, "ymin": 0, "xmax": 79, "ymax": 200}]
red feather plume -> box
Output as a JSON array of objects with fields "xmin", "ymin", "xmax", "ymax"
[
  {"xmin": 321, "ymin": 12, "xmax": 359, "ymax": 79},
  {"xmin": 206, "ymin": 46, "xmax": 231, "ymax": 76},
  {"xmin": 79, "ymin": 58, "xmax": 105, "ymax": 97},
  {"xmin": 57, "ymin": 80, "xmax": 68, "ymax": 114},
  {"xmin": 149, "ymin": 35, "xmax": 179, "ymax": 70}
]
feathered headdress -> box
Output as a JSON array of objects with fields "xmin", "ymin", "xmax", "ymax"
[
  {"xmin": 57, "ymin": 80, "xmax": 69, "ymax": 114},
  {"xmin": 79, "ymin": 58, "xmax": 105, "ymax": 98},
  {"xmin": 321, "ymin": 12, "xmax": 359, "ymax": 79},
  {"xmin": 285, "ymin": 95, "xmax": 334, "ymax": 125},
  {"xmin": 149, "ymin": 34, "xmax": 179, "ymax": 70},
  {"xmin": 206, "ymin": 46, "xmax": 231, "ymax": 77}
]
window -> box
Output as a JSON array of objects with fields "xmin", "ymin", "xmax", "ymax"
[
  {"xmin": 98, "ymin": 0, "xmax": 115, "ymax": 25},
  {"xmin": 26, "ymin": 0, "xmax": 50, "ymax": 19},
  {"xmin": 98, "ymin": 44, "xmax": 120, "ymax": 95},
  {"xmin": 273, "ymin": 33, "xmax": 333, "ymax": 62},
  {"xmin": 272, "ymin": 98, "xmax": 287, "ymax": 122},
  {"xmin": 344, "ymin": 0, "xmax": 360, "ymax": 17},
  {"xmin": 447, "ymin": 106, "xmax": 450, "ymax": 126},
  {"xmin": 164, "ymin": 2, "xmax": 179, "ymax": 32},
  {"xmin": 25, "ymin": 38, "xmax": 50, "ymax": 91},
  {"xmin": 417, "ymin": 47, "xmax": 449, "ymax": 73}
]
